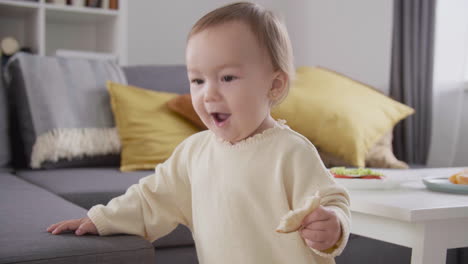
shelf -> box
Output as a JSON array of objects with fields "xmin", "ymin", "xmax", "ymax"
[
  {"xmin": 0, "ymin": 0, "xmax": 39, "ymax": 8},
  {"xmin": 0, "ymin": 0, "xmax": 39, "ymax": 16},
  {"xmin": 44, "ymin": 3, "xmax": 118, "ymax": 16},
  {"xmin": 45, "ymin": 3, "xmax": 118, "ymax": 24},
  {"xmin": 45, "ymin": 21, "xmax": 116, "ymax": 56},
  {"xmin": 0, "ymin": 0, "xmax": 126, "ymax": 64},
  {"xmin": 0, "ymin": 0, "xmax": 40, "ymax": 54}
]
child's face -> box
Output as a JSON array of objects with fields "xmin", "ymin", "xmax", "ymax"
[{"xmin": 186, "ymin": 21, "xmax": 277, "ymax": 143}]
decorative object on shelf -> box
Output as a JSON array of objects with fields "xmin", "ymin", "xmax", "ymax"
[
  {"xmin": 1, "ymin": 37, "xmax": 20, "ymax": 67},
  {"xmin": 1, "ymin": 37, "xmax": 20, "ymax": 56},
  {"xmin": 109, "ymin": 0, "xmax": 118, "ymax": 10},
  {"xmin": 86, "ymin": 0, "xmax": 101, "ymax": 8},
  {"xmin": 100, "ymin": 0, "xmax": 109, "ymax": 9},
  {"xmin": 48, "ymin": 0, "xmax": 67, "ymax": 5},
  {"xmin": 71, "ymin": 0, "xmax": 85, "ymax": 7}
]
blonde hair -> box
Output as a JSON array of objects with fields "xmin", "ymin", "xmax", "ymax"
[{"xmin": 188, "ymin": 2, "xmax": 295, "ymax": 105}]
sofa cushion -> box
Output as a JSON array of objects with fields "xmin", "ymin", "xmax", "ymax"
[
  {"xmin": 6, "ymin": 53, "xmax": 125, "ymax": 169},
  {"xmin": 107, "ymin": 82, "xmax": 199, "ymax": 172},
  {"xmin": 16, "ymin": 168, "xmax": 195, "ymax": 248},
  {"xmin": 0, "ymin": 172, "xmax": 155, "ymax": 264},
  {"xmin": 271, "ymin": 66, "xmax": 414, "ymax": 167},
  {"xmin": 152, "ymin": 246, "xmax": 198, "ymax": 264},
  {"xmin": 16, "ymin": 168, "xmax": 150, "ymax": 209},
  {"xmin": 0, "ymin": 73, "xmax": 10, "ymax": 168},
  {"xmin": 122, "ymin": 65, "xmax": 190, "ymax": 94},
  {"xmin": 167, "ymin": 94, "xmax": 207, "ymax": 129},
  {"xmin": 152, "ymin": 225, "xmax": 195, "ymax": 249}
]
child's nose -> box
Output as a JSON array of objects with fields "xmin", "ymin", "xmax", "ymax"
[{"xmin": 204, "ymin": 83, "xmax": 222, "ymax": 102}]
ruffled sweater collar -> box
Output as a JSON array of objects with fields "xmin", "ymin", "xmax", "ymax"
[{"xmin": 213, "ymin": 119, "xmax": 288, "ymax": 149}]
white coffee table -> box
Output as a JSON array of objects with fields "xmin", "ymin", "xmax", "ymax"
[{"xmin": 347, "ymin": 167, "xmax": 468, "ymax": 264}]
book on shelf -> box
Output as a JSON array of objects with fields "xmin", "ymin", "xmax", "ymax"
[
  {"xmin": 109, "ymin": 0, "xmax": 118, "ymax": 10},
  {"xmin": 86, "ymin": 0, "xmax": 100, "ymax": 8}
]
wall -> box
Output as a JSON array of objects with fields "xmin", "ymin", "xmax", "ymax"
[
  {"xmin": 427, "ymin": 0, "xmax": 468, "ymax": 167},
  {"xmin": 280, "ymin": 0, "xmax": 393, "ymax": 93},
  {"xmin": 127, "ymin": 0, "xmax": 393, "ymax": 93},
  {"xmin": 127, "ymin": 0, "xmax": 280, "ymax": 66}
]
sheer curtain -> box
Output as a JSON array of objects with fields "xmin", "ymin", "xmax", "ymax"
[
  {"xmin": 426, "ymin": 0, "xmax": 468, "ymax": 167},
  {"xmin": 390, "ymin": 0, "xmax": 436, "ymax": 165}
]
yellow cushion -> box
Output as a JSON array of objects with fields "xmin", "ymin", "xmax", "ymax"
[
  {"xmin": 167, "ymin": 93, "xmax": 207, "ymax": 130},
  {"xmin": 272, "ymin": 67, "xmax": 414, "ymax": 167},
  {"xmin": 107, "ymin": 81, "xmax": 199, "ymax": 172}
]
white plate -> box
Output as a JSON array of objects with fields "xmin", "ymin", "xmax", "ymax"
[
  {"xmin": 335, "ymin": 178, "xmax": 400, "ymax": 190},
  {"xmin": 422, "ymin": 177, "xmax": 468, "ymax": 194}
]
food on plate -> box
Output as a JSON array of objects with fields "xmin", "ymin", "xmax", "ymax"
[
  {"xmin": 449, "ymin": 170, "xmax": 468, "ymax": 185},
  {"xmin": 276, "ymin": 192, "xmax": 321, "ymax": 233},
  {"xmin": 330, "ymin": 167, "xmax": 384, "ymax": 180}
]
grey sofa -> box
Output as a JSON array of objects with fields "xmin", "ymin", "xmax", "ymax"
[
  {"xmin": 0, "ymin": 64, "xmax": 198, "ymax": 264},
  {"xmin": 1, "ymin": 60, "xmax": 464, "ymax": 264}
]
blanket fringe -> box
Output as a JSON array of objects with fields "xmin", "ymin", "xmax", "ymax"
[{"xmin": 30, "ymin": 127, "xmax": 121, "ymax": 168}]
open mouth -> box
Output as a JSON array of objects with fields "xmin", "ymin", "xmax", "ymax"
[{"xmin": 210, "ymin": 112, "xmax": 231, "ymax": 127}]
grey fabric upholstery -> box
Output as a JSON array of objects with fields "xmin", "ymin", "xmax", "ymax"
[
  {"xmin": 40, "ymin": 154, "xmax": 120, "ymax": 169},
  {"xmin": 6, "ymin": 53, "xmax": 125, "ymax": 169},
  {"xmin": 6, "ymin": 53, "xmax": 125, "ymax": 138},
  {"xmin": 0, "ymin": 71, "xmax": 10, "ymax": 168},
  {"xmin": 123, "ymin": 65, "xmax": 190, "ymax": 94},
  {"xmin": 16, "ymin": 168, "xmax": 147, "ymax": 209},
  {"xmin": 1, "ymin": 64, "xmax": 201, "ymax": 263},
  {"xmin": 153, "ymin": 225, "xmax": 194, "ymax": 249},
  {"xmin": 0, "ymin": 168, "xmax": 12, "ymax": 173},
  {"xmin": 153, "ymin": 246, "xmax": 198, "ymax": 264},
  {"xmin": 16, "ymin": 168, "xmax": 195, "ymax": 248},
  {"xmin": 0, "ymin": 172, "xmax": 155, "ymax": 264}
]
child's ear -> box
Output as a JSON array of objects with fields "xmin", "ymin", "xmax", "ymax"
[{"xmin": 268, "ymin": 71, "xmax": 288, "ymax": 102}]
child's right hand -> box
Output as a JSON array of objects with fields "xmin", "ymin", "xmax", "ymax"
[{"xmin": 47, "ymin": 217, "xmax": 98, "ymax": 236}]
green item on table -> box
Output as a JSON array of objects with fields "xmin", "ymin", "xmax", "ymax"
[{"xmin": 330, "ymin": 167, "xmax": 383, "ymax": 176}]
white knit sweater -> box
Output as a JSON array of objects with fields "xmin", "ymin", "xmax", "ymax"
[{"xmin": 88, "ymin": 123, "xmax": 351, "ymax": 264}]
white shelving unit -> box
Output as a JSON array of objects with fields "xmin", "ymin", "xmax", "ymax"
[{"xmin": 0, "ymin": 0, "xmax": 127, "ymax": 64}]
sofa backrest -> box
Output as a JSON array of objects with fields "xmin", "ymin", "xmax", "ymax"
[
  {"xmin": 122, "ymin": 65, "xmax": 189, "ymax": 94},
  {"xmin": 6, "ymin": 62, "xmax": 190, "ymax": 170},
  {"xmin": 0, "ymin": 70, "xmax": 11, "ymax": 169}
]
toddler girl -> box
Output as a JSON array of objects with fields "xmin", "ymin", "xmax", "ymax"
[{"xmin": 47, "ymin": 2, "xmax": 350, "ymax": 263}]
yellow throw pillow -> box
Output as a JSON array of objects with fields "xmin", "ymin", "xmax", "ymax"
[
  {"xmin": 319, "ymin": 132, "xmax": 409, "ymax": 169},
  {"xmin": 107, "ymin": 81, "xmax": 200, "ymax": 172},
  {"xmin": 272, "ymin": 67, "xmax": 414, "ymax": 167},
  {"xmin": 167, "ymin": 93, "xmax": 207, "ymax": 130}
]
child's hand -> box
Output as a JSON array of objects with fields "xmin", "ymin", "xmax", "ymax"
[
  {"xmin": 299, "ymin": 206, "xmax": 341, "ymax": 251},
  {"xmin": 47, "ymin": 217, "xmax": 98, "ymax": 236}
]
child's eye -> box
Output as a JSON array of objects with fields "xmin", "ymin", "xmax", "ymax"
[
  {"xmin": 191, "ymin": 79, "xmax": 204, "ymax": 85},
  {"xmin": 222, "ymin": 75, "xmax": 237, "ymax": 82}
]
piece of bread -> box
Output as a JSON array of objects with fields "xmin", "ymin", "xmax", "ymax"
[
  {"xmin": 449, "ymin": 170, "xmax": 468, "ymax": 185},
  {"xmin": 276, "ymin": 192, "xmax": 321, "ymax": 233}
]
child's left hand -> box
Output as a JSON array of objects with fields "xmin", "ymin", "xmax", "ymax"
[{"xmin": 299, "ymin": 205, "xmax": 341, "ymax": 251}]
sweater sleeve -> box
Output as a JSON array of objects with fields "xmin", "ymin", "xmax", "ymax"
[
  {"xmin": 283, "ymin": 141, "xmax": 351, "ymax": 258},
  {"xmin": 87, "ymin": 138, "xmax": 193, "ymax": 242}
]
